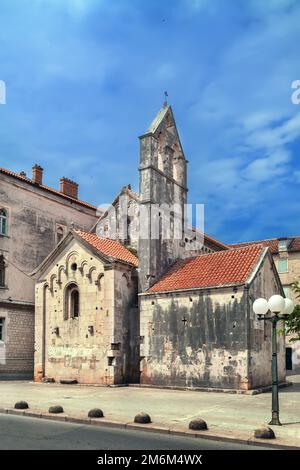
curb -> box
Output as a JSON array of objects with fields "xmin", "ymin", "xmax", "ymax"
[
  {"xmin": 128, "ymin": 381, "xmax": 293, "ymax": 395},
  {"xmin": 0, "ymin": 408, "xmax": 299, "ymax": 449}
]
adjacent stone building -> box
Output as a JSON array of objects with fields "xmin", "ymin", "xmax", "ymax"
[
  {"xmin": 0, "ymin": 166, "xmax": 98, "ymax": 378},
  {"xmin": 230, "ymin": 237, "xmax": 300, "ymax": 371}
]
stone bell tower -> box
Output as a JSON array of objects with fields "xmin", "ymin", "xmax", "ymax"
[{"xmin": 138, "ymin": 102, "xmax": 188, "ymax": 292}]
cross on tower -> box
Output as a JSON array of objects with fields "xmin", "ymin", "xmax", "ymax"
[{"xmin": 163, "ymin": 91, "xmax": 168, "ymax": 107}]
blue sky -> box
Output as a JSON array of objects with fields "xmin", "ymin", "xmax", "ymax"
[{"xmin": 0, "ymin": 0, "xmax": 300, "ymax": 243}]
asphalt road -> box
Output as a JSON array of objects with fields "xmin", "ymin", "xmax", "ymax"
[{"xmin": 0, "ymin": 414, "xmax": 272, "ymax": 450}]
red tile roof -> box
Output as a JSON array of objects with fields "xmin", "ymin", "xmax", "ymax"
[
  {"xmin": 0, "ymin": 167, "xmax": 97, "ymax": 210},
  {"xmin": 75, "ymin": 230, "xmax": 138, "ymax": 267},
  {"xmin": 229, "ymin": 237, "xmax": 300, "ymax": 254},
  {"xmin": 190, "ymin": 227, "xmax": 228, "ymax": 250},
  {"xmin": 147, "ymin": 244, "xmax": 265, "ymax": 293}
]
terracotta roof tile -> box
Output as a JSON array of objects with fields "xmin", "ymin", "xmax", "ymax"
[
  {"xmin": 75, "ymin": 230, "xmax": 138, "ymax": 267},
  {"xmin": 229, "ymin": 236, "xmax": 300, "ymax": 254},
  {"xmin": 0, "ymin": 167, "xmax": 97, "ymax": 210},
  {"xmin": 147, "ymin": 244, "xmax": 265, "ymax": 294}
]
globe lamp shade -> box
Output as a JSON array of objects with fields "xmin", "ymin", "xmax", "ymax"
[
  {"xmin": 283, "ymin": 298, "xmax": 294, "ymax": 316},
  {"xmin": 253, "ymin": 298, "xmax": 268, "ymax": 315},
  {"xmin": 268, "ymin": 295, "xmax": 285, "ymax": 314}
]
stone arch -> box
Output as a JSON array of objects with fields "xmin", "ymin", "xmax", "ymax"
[
  {"xmin": 95, "ymin": 272, "xmax": 104, "ymax": 288},
  {"xmin": 65, "ymin": 250, "xmax": 79, "ymax": 273},
  {"xmin": 79, "ymin": 260, "xmax": 89, "ymax": 276},
  {"xmin": 64, "ymin": 281, "xmax": 80, "ymax": 320},
  {"xmin": 157, "ymin": 132, "xmax": 165, "ymax": 172},
  {"xmin": 57, "ymin": 265, "xmax": 66, "ymax": 286},
  {"xmin": 173, "ymin": 142, "xmax": 185, "ymax": 186},
  {"xmin": 49, "ymin": 274, "xmax": 57, "ymax": 293},
  {"xmin": 86, "ymin": 266, "xmax": 97, "ymax": 283}
]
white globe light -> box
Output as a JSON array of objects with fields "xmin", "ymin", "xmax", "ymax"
[
  {"xmin": 268, "ymin": 295, "xmax": 285, "ymax": 313},
  {"xmin": 283, "ymin": 298, "xmax": 294, "ymax": 316},
  {"xmin": 253, "ymin": 298, "xmax": 269, "ymax": 315}
]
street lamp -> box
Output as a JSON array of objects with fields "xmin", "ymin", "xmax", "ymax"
[{"xmin": 253, "ymin": 295, "xmax": 294, "ymax": 426}]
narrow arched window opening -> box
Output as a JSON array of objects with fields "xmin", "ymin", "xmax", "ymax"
[
  {"xmin": 56, "ymin": 226, "xmax": 64, "ymax": 244},
  {"xmin": 0, "ymin": 209, "xmax": 7, "ymax": 236},
  {"xmin": 64, "ymin": 283, "xmax": 80, "ymax": 320},
  {"xmin": 71, "ymin": 289, "xmax": 79, "ymax": 318},
  {"xmin": 0, "ymin": 255, "xmax": 5, "ymax": 287}
]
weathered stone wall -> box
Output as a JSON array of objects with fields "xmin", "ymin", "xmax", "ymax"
[
  {"xmin": 140, "ymin": 254, "xmax": 286, "ymax": 390},
  {"xmin": 0, "ymin": 174, "xmax": 97, "ymax": 304},
  {"xmin": 248, "ymin": 255, "xmax": 286, "ymax": 387},
  {"xmin": 273, "ymin": 251, "xmax": 300, "ymax": 370},
  {"xmin": 0, "ymin": 303, "xmax": 34, "ymax": 379},
  {"xmin": 138, "ymin": 107, "xmax": 188, "ymax": 293},
  {"xmin": 34, "ymin": 240, "xmax": 137, "ymax": 384},
  {"xmin": 0, "ymin": 173, "xmax": 97, "ymax": 378},
  {"xmin": 114, "ymin": 269, "xmax": 139, "ymax": 383},
  {"xmin": 95, "ymin": 189, "xmax": 140, "ymax": 252},
  {"xmin": 140, "ymin": 287, "xmax": 249, "ymax": 389}
]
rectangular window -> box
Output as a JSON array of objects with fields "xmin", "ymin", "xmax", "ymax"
[
  {"xmin": 283, "ymin": 286, "xmax": 290, "ymax": 298},
  {"xmin": 278, "ymin": 259, "xmax": 288, "ymax": 273},
  {"xmin": 279, "ymin": 239, "xmax": 287, "ymax": 251},
  {"xmin": 0, "ymin": 209, "xmax": 7, "ymax": 236},
  {"xmin": 0, "ymin": 318, "xmax": 4, "ymax": 341},
  {"xmin": 0, "ymin": 255, "xmax": 5, "ymax": 287}
]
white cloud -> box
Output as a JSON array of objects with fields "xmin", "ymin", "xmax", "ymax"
[
  {"xmin": 246, "ymin": 113, "xmax": 300, "ymax": 150},
  {"xmin": 243, "ymin": 149, "xmax": 291, "ymax": 183}
]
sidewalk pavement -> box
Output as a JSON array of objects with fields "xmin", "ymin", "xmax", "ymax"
[{"xmin": 0, "ymin": 373, "xmax": 299, "ymax": 449}]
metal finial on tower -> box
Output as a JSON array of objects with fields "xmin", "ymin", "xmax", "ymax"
[{"xmin": 164, "ymin": 91, "xmax": 168, "ymax": 107}]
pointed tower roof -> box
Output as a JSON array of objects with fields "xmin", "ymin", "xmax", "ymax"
[
  {"xmin": 141, "ymin": 102, "xmax": 186, "ymax": 160},
  {"xmin": 147, "ymin": 102, "xmax": 170, "ymax": 134}
]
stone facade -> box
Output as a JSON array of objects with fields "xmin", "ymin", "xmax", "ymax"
[
  {"xmin": 34, "ymin": 233, "xmax": 138, "ymax": 384},
  {"xmin": 138, "ymin": 105, "xmax": 188, "ymax": 293},
  {"xmin": 0, "ymin": 166, "xmax": 98, "ymax": 378},
  {"xmin": 139, "ymin": 252, "xmax": 285, "ymax": 390},
  {"xmin": 30, "ymin": 103, "xmax": 288, "ymax": 389},
  {"xmin": 275, "ymin": 245, "xmax": 300, "ymax": 369},
  {"xmin": 0, "ymin": 302, "xmax": 34, "ymax": 379},
  {"xmin": 230, "ymin": 237, "xmax": 300, "ymax": 371}
]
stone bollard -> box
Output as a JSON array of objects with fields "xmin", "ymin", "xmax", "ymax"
[
  {"xmin": 254, "ymin": 426, "xmax": 276, "ymax": 439},
  {"xmin": 88, "ymin": 408, "xmax": 104, "ymax": 418},
  {"xmin": 49, "ymin": 405, "xmax": 64, "ymax": 414},
  {"xmin": 60, "ymin": 379, "xmax": 78, "ymax": 385},
  {"xmin": 14, "ymin": 401, "xmax": 29, "ymax": 410},
  {"xmin": 189, "ymin": 418, "xmax": 208, "ymax": 431},
  {"xmin": 134, "ymin": 412, "xmax": 152, "ymax": 424}
]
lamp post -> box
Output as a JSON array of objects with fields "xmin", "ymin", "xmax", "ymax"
[{"xmin": 253, "ymin": 295, "xmax": 294, "ymax": 426}]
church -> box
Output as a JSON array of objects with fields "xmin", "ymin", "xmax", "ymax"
[{"xmin": 32, "ymin": 103, "xmax": 286, "ymax": 390}]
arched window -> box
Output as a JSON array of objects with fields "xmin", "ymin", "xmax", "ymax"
[
  {"xmin": 0, "ymin": 209, "xmax": 7, "ymax": 236},
  {"xmin": 64, "ymin": 283, "xmax": 80, "ymax": 319},
  {"xmin": 0, "ymin": 255, "xmax": 5, "ymax": 287},
  {"xmin": 56, "ymin": 226, "xmax": 64, "ymax": 244}
]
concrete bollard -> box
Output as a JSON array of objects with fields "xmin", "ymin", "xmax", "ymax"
[
  {"xmin": 134, "ymin": 412, "xmax": 152, "ymax": 424},
  {"xmin": 49, "ymin": 405, "xmax": 64, "ymax": 414},
  {"xmin": 189, "ymin": 418, "xmax": 208, "ymax": 431},
  {"xmin": 254, "ymin": 426, "xmax": 276, "ymax": 439},
  {"xmin": 14, "ymin": 401, "xmax": 29, "ymax": 410},
  {"xmin": 88, "ymin": 408, "xmax": 104, "ymax": 418}
]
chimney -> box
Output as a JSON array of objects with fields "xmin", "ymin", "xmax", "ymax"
[
  {"xmin": 60, "ymin": 177, "xmax": 78, "ymax": 199},
  {"xmin": 32, "ymin": 164, "xmax": 43, "ymax": 185}
]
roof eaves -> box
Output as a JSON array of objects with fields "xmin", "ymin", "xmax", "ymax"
[
  {"xmin": 0, "ymin": 168, "xmax": 97, "ymax": 211},
  {"xmin": 141, "ymin": 282, "xmax": 246, "ymax": 297},
  {"xmin": 245, "ymin": 247, "xmax": 268, "ymax": 287}
]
